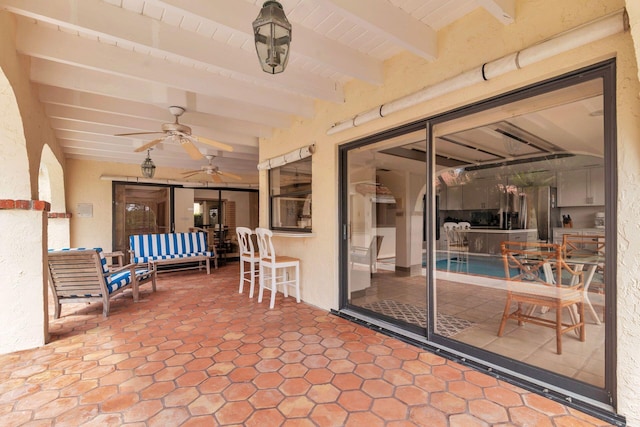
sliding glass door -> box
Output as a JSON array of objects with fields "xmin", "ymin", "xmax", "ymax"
[
  {"xmin": 342, "ymin": 126, "xmax": 428, "ymax": 332},
  {"xmin": 340, "ymin": 60, "xmax": 615, "ymax": 406}
]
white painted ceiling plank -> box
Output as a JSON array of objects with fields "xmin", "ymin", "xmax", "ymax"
[
  {"xmin": 479, "ymin": 0, "xmax": 515, "ymax": 25},
  {"xmin": 323, "ymin": 0, "xmax": 438, "ymax": 61}
]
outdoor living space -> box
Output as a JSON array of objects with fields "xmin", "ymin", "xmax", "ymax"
[{"xmin": 0, "ymin": 264, "xmax": 612, "ymax": 426}]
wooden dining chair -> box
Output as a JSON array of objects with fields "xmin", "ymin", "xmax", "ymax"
[
  {"xmin": 498, "ymin": 241, "xmax": 585, "ymax": 354},
  {"xmin": 236, "ymin": 226, "xmax": 260, "ymax": 297},
  {"xmin": 255, "ymin": 227, "xmax": 301, "ymax": 309}
]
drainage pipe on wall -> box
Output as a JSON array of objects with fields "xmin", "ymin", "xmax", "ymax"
[
  {"xmin": 257, "ymin": 144, "xmax": 316, "ymax": 171},
  {"xmin": 326, "ymin": 10, "xmax": 627, "ymax": 136}
]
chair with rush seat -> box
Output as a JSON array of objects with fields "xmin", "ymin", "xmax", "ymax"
[
  {"xmin": 255, "ymin": 227, "xmax": 301, "ymax": 309},
  {"xmin": 236, "ymin": 226, "xmax": 260, "ymax": 297}
]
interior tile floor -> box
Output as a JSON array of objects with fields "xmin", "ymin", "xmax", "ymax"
[
  {"xmin": 351, "ymin": 268, "xmax": 606, "ymax": 388},
  {"xmin": 0, "ymin": 263, "xmax": 615, "ymax": 426}
]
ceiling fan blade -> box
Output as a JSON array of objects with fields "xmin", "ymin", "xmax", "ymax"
[
  {"xmin": 180, "ymin": 139, "xmax": 204, "ymax": 160},
  {"xmin": 219, "ymin": 171, "xmax": 242, "ymax": 181},
  {"xmin": 192, "ymin": 135, "xmax": 234, "ymax": 152},
  {"xmin": 115, "ymin": 131, "xmax": 164, "ymax": 137},
  {"xmin": 211, "ymin": 173, "xmax": 223, "ymax": 183},
  {"xmin": 181, "ymin": 169, "xmax": 203, "ymax": 175},
  {"xmin": 182, "ymin": 171, "xmax": 202, "ymax": 179},
  {"xmin": 134, "ymin": 137, "xmax": 165, "ymax": 152}
]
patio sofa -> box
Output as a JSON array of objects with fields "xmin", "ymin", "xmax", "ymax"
[
  {"xmin": 129, "ymin": 231, "xmax": 215, "ymax": 274},
  {"xmin": 47, "ymin": 248, "xmax": 156, "ymax": 318}
]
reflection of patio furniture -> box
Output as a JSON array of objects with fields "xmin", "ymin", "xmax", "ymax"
[
  {"xmin": 129, "ymin": 232, "xmax": 215, "ymax": 274},
  {"xmin": 350, "ymin": 235, "xmax": 384, "ymax": 274},
  {"xmin": 443, "ymin": 222, "xmax": 469, "ymax": 272},
  {"xmin": 498, "ymin": 241, "xmax": 585, "ymax": 355},
  {"xmin": 255, "ymin": 227, "xmax": 301, "ymax": 309},
  {"xmin": 47, "ymin": 248, "xmax": 156, "ymax": 318},
  {"xmin": 562, "ymin": 233, "xmax": 605, "ymax": 324},
  {"xmin": 236, "ymin": 227, "xmax": 260, "ymax": 298}
]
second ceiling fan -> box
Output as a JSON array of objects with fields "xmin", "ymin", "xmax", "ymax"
[
  {"xmin": 182, "ymin": 155, "xmax": 242, "ymax": 183},
  {"xmin": 116, "ymin": 106, "xmax": 234, "ymax": 160}
]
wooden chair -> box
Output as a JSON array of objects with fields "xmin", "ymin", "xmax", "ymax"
[
  {"xmin": 47, "ymin": 248, "xmax": 156, "ymax": 318},
  {"xmin": 236, "ymin": 226, "xmax": 260, "ymax": 297},
  {"xmin": 255, "ymin": 227, "xmax": 301, "ymax": 309},
  {"xmin": 350, "ymin": 235, "xmax": 384, "ymax": 274},
  {"xmin": 498, "ymin": 241, "xmax": 585, "ymax": 354}
]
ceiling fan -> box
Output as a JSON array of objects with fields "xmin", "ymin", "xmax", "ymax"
[
  {"xmin": 115, "ymin": 106, "xmax": 234, "ymax": 160},
  {"xmin": 182, "ymin": 155, "xmax": 242, "ymax": 183}
]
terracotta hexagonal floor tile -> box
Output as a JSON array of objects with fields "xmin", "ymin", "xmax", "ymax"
[
  {"xmin": 304, "ymin": 368, "xmax": 334, "ymax": 385},
  {"xmin": 176, "ymin": 370, "xmax": 208, "ymax": 387},
  {"xmin": 523, "ymin": 393, "xmax": 569, "ymax": 416},
  {"xmin": 449, "ymin": 413, "xmax": 491, "ymax": 427},
  {"xmin": 310, "ymin": 402, "xmax": 348, "ymax": 426},
  {"xmin": 78, "ymin": 385, "xmax": 118, "ymax": 404},
  {"xmin": 432, "ymin": 364, "xmax": 463, "ymax": 382},
  {"xmin": 279, "ymin": 377, "xmax": 312, "ymax": 396},
  {"xmin": 245, "ymin": 408, "xmax": 285, "ymax": 427},
  {"xmin": 414, "ymin": 374, "xmax": 446, "ymax": 393},
  {"xmin": 222, "ymin": 382, "xmax": 257, "ymax": 401},
  {"xmin": 307, "ymin": 383, "xmax": 340, "ymax": 403},
  {"xmin": 279, "ymin": 363, "xmax": 308, "ymax": 379},
  {"xmin": 249, "ymin": 388, "xmax": 285, "ymax": 409},
  {"xmin": 344, "ymin": 411, "xmax": 385, "ymax": 427},
  {"xmin": 33, "ymin": 396, "xmax": 77, "ymax": 419},
  {"xmin": 188, "ymin": 393, "xmax": 226, "ymax": 415},
  {"xmin": 362, "ymin": 378, "xmax": 394, "ymax": 398},
  {"xmin": 163, "ymin": 386, "xmax": 200, "ymax": 407},
  {"xmin": 122, "ymin": 399, "xmax": 163, "ymax": 423},
  {"xmin": 372, "ymin": 397, "xmax": 410, "ymax": 420},
  {"xmin": 448, "ymin": 380, "xmax": 485, "ymax": 400},
  {"xmin": 332, "ymin": 372, "xmax": 363, "ymax": 391},
  {"xmin": 338, "ymin": 390, "xmax": 373, "ymax": 412},
  {"xmin": 278, "ymin": 395, "xmax": 316, "ymax": 418},
  {"xmin": 101, "ymin": 392, "xmax": 139, "ymax": 412},
  {"xmin": 141, "ymin": 381, "xmax": 176, "ymax": 400},
  {"xmin": 429, "ymin": 391, "xmax": 467, "ymax": 415},
  {"xmin": 409, "ymin": 406, "xmax": 448, "ymax": 427},
  {"xmin": 254, "ymin": 371, "xmax": 285, "ymax": 389},
  {"xmin": 199, "ymin": 376, "xmax": 231, "ymax": 394},
  {"xmin": 394, "ymin": 385, "xmax": 429, "ymax": 406},
  {"xmin": 509, "ymin": 406, "xmax": 554, "ymax": 427},
  {"xmin": 147, "ymin": 407, "xmax": 190, "ymax": 427},
  {"xmin": 484, "ymin": 386, "xmax": 524, "ymax": 407},
  {"xmin": 228, "ymin": 366, "xmax": 259, "ymax": 382},
  {"xmin": 355, "ymin": 363, "xmax": 384, "ymax": 380},
  {"xmin": 468, "ymin": 398, "xmax": 510, "ymax": 424},
  {"xmin": 382, "ymin": 368, "xmax": 414, "ymax": 386}
]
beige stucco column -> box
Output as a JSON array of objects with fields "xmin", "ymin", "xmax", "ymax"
[{"xmin": 0, "ymin": 202, "xmax": 49, "ymax": 353}]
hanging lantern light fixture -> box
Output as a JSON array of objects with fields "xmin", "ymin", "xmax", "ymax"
[
  {"xmin": 140, "ymin": 149, "xmax": 156, "ymax": 178},
  {"xmin": 252, "ymin": 1, "xmax": 292, "ymax": 74}
]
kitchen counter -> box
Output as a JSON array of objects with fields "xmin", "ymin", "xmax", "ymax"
[{"xmin": 466, "ymin": 228, "xmax": 537, "ymax": 234}]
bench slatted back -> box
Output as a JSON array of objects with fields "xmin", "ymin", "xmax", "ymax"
[{"xmin": 129, "ymin": 232, "xmax": 209, "ymax": 258}]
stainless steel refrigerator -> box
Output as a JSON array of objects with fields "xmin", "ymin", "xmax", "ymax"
[{"xmin": 518, "ymin": 186, "xmax": 561, "ymax": 242}]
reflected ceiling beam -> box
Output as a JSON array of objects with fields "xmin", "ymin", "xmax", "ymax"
[
  {"xmin": 323, "ymin": 0, "xmax": 437, "ymax": 60},
  {"xmin": 156, "ymin": 0, "xmax": 383, "ymax": 84},
  {"xmin": 16, "ymin": 20, "xmax": 314, "ymax": 116}
]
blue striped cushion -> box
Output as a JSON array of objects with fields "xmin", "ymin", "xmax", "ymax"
[
  {"xmin": 106, "ymin": 268, "xmax": 153, "ymax": 294},
  {"xmin": 129, "ymin": 232, "xmax": 210, "ymax": 263}
]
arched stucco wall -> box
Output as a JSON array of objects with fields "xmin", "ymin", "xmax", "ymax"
[
  {"xmin": 41, "ymin": 145, "xmax": 69, "ymax": 249},
  {"xmin": 0, "ymin": 67, "xmax": 30, "ymax": 199}
]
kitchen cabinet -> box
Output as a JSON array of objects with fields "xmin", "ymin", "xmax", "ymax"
[
  {"xmin": 557, "ymin": 167, "xmax": 604, "ymax": 206},
  {"xmin": 444, "ymin": 185, "xmax": 463, "ymax": 210},
  {"xmin": 553, "ymin": 228, "xmax": 604, "ymax": 246},
  {"xmin": 466, "ymin": 229, "xmax": 537, "ymax": 255},
  {"xmin": 461, "ymin": 179, "xmax": 502, "ymax": 210}
]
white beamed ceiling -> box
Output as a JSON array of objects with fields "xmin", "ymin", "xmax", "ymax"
[{"xmin": 0, "ymin": 0, "xmax": 514, "ymax": 175}]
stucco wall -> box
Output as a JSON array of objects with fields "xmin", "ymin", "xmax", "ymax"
[{"xmin": 257, "ymin": 0, "xmax": 640, "ymax": 421}]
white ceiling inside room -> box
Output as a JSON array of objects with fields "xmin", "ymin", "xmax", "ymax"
[{"xmin": 0, "ymin": 0, "xmax": 516, "ymax": 178}]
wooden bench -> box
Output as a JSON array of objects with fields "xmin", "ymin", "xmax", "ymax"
[
  {"xmin": 47, "ymin": 248, "xmax": 156, "ymax": 318},
  {"xmin": 129, "ymin": 232, "xmax": 215, "ymax": 274}
]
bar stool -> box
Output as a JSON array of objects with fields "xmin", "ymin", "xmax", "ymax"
[
  {"xmin": 255, "ymin": 227, "xmax": 300, "ymax": 309},
  {"xmin": 236, "ymin": 226, "xmax": 260, "ymax": 297}
]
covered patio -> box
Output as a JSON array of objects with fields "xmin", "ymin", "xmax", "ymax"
[{"xmin": 0, "ymin": 264, "xmax": 614, "ymax": 426}]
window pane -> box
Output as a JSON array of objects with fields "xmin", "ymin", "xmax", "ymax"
[{"xmin": 269, "ymin": 157, "xmax": 312, "ymax": 230}]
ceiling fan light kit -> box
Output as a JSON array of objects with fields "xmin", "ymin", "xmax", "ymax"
[
  {"xmin": 253, "ymin": 1, "xmax": 292, "ymax": 74},
  {"xmin": 140, "ymin": 149, "xmax": 156, "ymax": 178}
]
